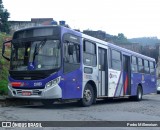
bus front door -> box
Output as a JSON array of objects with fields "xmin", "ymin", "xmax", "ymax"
[
  {"xmin": 98, "ymin": 47, "xmax": 108, "ymax": 96},
  {"xmin": 123, "ymin": 55, "xmax": 131, "ymax": 95}
]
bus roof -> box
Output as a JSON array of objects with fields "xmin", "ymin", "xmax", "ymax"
[
  {"xmin": 81, "ymin": 33, "xmax": 155, "ymax": 62},
  {"xmin": 13, "ymin": 25, "xmax": 155, "ymax": 62},
  {"xmin": 54, "ymin": 26, "xmax": 155, "ymax": 62}
]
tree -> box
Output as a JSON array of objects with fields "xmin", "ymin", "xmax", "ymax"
[
  {"xmin": 118, "ymin": 33, "xmax": 126, "ymax": 40},
  {"xmin": 0, "ymin": 0, "xmax": 10, "ymax": 33},
  {"xmin": 111, "ymin": 33, "xmax": 130, "ymax": 44}
]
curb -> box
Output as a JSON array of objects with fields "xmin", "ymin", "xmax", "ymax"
[
  {"xmin": 0, "ymin": 96, "xmax": 32, "ymax": 107},
  {"xmin": 0, "ymin": 95, "xmax": 7, "ymax": 101},
  {"xmin": 0, "ymin": 96, "xmax": 7, "ymax": 107}
]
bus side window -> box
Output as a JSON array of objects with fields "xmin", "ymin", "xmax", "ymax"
[
  {"xmin": 63, "ymin": 42, "xmax": 80, "ymax": 73},
  {"xmin": 138, "ymin": 58, "xmax": 144, "ymax": 73},
  {"xmin": 110, "ymin": 50, "xmax": 121, "ymax": 71},
  {"xmin": 144, "ymin": 60, "xmax": 149, "ymax": 74},
  {"xmin": 150, "ymin": 61, "xmax": 155, "ymax": 75},
  {"xmin": 108, "ymin": 48, "xmax": 111, "ymax": 68},
  {"xmin": 131, "ymin": 56, "xmax": 137, "ymax": 72},
  {"xmin": 64, "ymin": 42, "xmax": 80, "ymax": 64},
  {"xmin": 83, "ymin": 41, "xmax": 96, "ymax": 66}
]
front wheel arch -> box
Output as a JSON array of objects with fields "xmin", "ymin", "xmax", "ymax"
[
  {"xmin": 80, "ymin": 82, "xmax": 96, "ymax": 107},
  {"xmin": 86, "ymin": 80, "xmax": 97, "ymax": 100}
]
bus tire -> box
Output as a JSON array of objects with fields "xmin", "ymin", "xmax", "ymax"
[
  {"xmin": 131, "ymin": 86, "xmax": 143, "ymax": 101},
  {"xmin": 41, "ymin": 99, "xmax": 54, "ymax": 106},
  {"xmin": 136, "ymin": 86, "xmax": 143, "ymax": 101},
  {"xmin": 80, "ymin": 84, "xmax": 94, "ymax": 107},
  {"xmin": 130, "ymin": 86, "xmax": 143, "ymax": 101}
]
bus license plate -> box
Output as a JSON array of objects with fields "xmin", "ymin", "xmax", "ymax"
[{"xmin": 22, "ymin": 91, "xmax": 31, "ymax": 96}]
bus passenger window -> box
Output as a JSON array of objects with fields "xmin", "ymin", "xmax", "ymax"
[
  {"xmin": 150, "ymin": 61, "xmax": 155, "ymax": 75},
  {"xmin": 131, "ymin": 56, "xmax": 137, "ymax": 72},
  {"xmin": 144, "ymin": 60, "xmax": 149, "ymax": 74},
  {"xmin": 138, "ymin": 58, "xmax": 144, "ymax": 73},
  {"xmin": 110, "ymin": 50, "xmax": 121, "ymax": 71},
  {"xmin": 83, "ymin": 41, "xmax": 96, "ymax": 66}
]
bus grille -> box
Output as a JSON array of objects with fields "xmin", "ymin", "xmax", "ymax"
[{"xmin": 15, "ymin": 89, "xmax": 42, "ymax": 96}]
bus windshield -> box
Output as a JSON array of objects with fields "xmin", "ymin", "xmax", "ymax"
[{"xmin": 11, "ymin": 40, "xmax": 61, "ymax": 71}]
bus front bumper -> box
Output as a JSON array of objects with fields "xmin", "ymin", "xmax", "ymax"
[{"xmin": 8, "ymin": 85, "xmax": 62, "ymax": 99}]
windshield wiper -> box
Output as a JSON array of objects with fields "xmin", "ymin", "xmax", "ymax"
[{"xmin": 33, "ymin": 39, "xmax": 46, "ymax": 62}]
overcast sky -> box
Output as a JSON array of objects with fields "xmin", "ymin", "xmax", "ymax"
[{"xmin": 3, "ymin": 0, "xmax": 160, "ymax": 38}]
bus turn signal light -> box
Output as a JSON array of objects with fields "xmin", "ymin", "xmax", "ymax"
[{"xmin": 11, "ymin": 82, "xmax": 25, "ymax": 87}]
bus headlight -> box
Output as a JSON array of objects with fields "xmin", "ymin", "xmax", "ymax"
[{"xmin": 46, "ymin": 77, "xmax": 61, "ymax": 88}]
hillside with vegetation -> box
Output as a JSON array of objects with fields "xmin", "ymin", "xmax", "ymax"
[
  {"xmin": 83, "ymin": 30, "xmax": 131, "ymax": 44},
  {"xmin": 129, "ymin": 37, "xmax": 160, "ymax": 45},
  {"xmin": 0, "ymin": 33, "xmax": 11, "ymax": 95},
  {"xmin": 0, "ymin": 0, "xmax": 11, "ymax": 95}
]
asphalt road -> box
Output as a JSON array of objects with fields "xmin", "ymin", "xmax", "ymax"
[{"xmin": 0, "ymin": 94, "xmax": 160, "ymax": 130}]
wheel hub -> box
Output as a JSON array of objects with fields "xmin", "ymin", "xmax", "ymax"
[{"xmin": 84, "ymin": 89, "xmax": 92, "ymax": 102}]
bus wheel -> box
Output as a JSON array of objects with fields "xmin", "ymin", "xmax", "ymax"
[
  {"xmin": 132, "ymin": 86, "xmax": 143, "ymax": 101},
  {"xmin": 130, "ymin": 86, "xmax": 143, "ymax": 101},
  {"xmin": 137, "ymin": 86, "xmax": 143, "ymax": 101},
  {"xmin": 41, "ymin": 99, "xmax": 54, "ymax": 106},
  {"xmin": 80, "ymin": 84, "xmax": 94, "ymax": 107}
]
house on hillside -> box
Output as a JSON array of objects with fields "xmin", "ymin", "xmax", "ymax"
[{"xmin": 9, "ymin": 18, "xmax": 54, "ymax": 34}]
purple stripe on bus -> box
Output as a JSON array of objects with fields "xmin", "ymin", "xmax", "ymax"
[{"xmin": 114, "ymin": 71, "xmax": 122, "ymax": 97}]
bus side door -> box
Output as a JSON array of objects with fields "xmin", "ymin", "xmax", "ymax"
[
  {"xmin": 123, "ymin": 55, "xmax": 131, "ymax": 95},
  {"xmin": 98, "ymin": 47, "xmax": 108, "ymax": 96}
]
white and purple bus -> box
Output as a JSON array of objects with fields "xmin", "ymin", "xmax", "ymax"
[{"xmin": 2, "ymin": 25, "xmax": 156, "ymax": 106}]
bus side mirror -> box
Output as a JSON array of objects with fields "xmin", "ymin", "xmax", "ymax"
[
  {"xmin": 68, "ymin": 45, "xmax": 74, "ymax": 55},
  {"xmin": 2, "ymin": 40, "xmax": 12, "ymax": 61}
]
